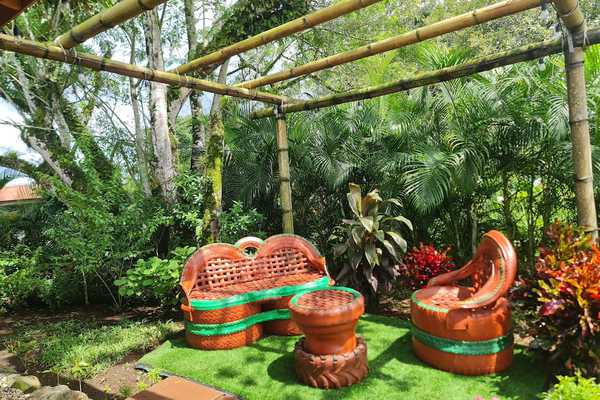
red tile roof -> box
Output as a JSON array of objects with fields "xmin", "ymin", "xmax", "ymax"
[
  {"xmin": 0, "ymin": 184, "xmax": 41, "ymax": 206},
  {"xmin": 0, "ymin": 0, "xmax": 39, "ymax": 28}
]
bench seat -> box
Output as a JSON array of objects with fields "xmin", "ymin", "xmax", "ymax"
[{"xmin": 179, "ymin": 235, "xmax": 332, "ymax": 350}]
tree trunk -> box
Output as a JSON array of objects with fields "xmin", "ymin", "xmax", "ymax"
[
  {"xmin": 128, "ymin": 33, "xmax": 152, "ymax": 196},
  {"xmin": 183, "ymin": 0, "xmax": 206, "ymax": 174},
  {"xmin": 144, "ymin": 9, "xmax": 177, "ymax": 206},
  {"xmin": 200, "ymin": 60, "xmax": 229, "ymax": 243}
]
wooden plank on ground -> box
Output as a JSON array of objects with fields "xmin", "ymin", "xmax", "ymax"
[{"xmin": 127, "ymin": 376, "xmax": 238, "ymax": 400}]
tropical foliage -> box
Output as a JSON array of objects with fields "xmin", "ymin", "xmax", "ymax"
[
  {"xmin": 528, "ymin": 222, "xmax": 600, "ymax": 377},
  {"xmin": 331, "ymin": 183, "xmax": 412, "ymax": 304},
  {"xmin": 398, "ymin": 244, "xmax": 455, "ymax": 291},
  {"xmin": 539, "ymin": 373, "xmax": 600, "ymax": 400}
]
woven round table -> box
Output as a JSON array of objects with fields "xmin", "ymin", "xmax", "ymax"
[{"xmin": 289, "ymin": 287, "xmax": 368, "ymax": 389}]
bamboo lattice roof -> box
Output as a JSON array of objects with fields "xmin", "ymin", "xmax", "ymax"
[{"xmin": 0, "ymin": 0, "xmax": 592, "ymax": 114}]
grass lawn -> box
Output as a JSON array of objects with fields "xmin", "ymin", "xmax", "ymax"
[
  {"xmin": 139, "ymin": 314, "xmax": 547, "ymax": 400},
  {"xmin": 1, "ymin": 319, "xmax": 181, "ymax": 378}
]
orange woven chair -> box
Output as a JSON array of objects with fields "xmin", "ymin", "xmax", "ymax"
[
  {"xmin": 180, "ymin": 235, "xmax": 332, "ymax": 350},
  {"xmin": 410, "ymin": 230, "xmax": 517, "ymax": 375}
]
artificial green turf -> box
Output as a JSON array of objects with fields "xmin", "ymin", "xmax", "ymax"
[{"xmin": 139, "ymin": 315, "xmax": 546, "ymax": 400}]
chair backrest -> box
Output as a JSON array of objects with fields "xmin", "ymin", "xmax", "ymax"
[
  {"xmin": 462, "ymin": 230, "xmax": 517, "ymax": 308},
  {"xmin": 180, "ymin": 235, "xmax": 327, "ymax": 295}
]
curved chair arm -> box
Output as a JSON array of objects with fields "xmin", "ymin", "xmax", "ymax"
[
  {"xmin": 427, "ymin": 230, "xmax": 517, "ymax": 311},
  {"xmin": 427, "ymin": 260, "xmax": 477, "ymax": 288}
]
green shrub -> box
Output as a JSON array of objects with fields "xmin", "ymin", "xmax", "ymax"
[
  {"xmin": 115, "ymin": 246, "xmax": 196, "ymax": 306},
  {"xmin": 332, "ymin": 183, "xmax": 412, "ymax": 308},
  {"xmin": 219, "ymin": 201, "xmax": 265, "ymax": 243},
  {"xmin": 539, "ymin": 373, "xmax": 600, "ymax": 400},
  {"xmin": 0, "ymin": 249, "xmax": 47, "ymax": 311}
]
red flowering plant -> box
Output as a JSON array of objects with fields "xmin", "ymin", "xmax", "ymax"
[
  {"xmin": 397, "ymin": 243, "xmax": 456, "ymax": 291},
  {"xmin": 530, "ymin": 222, "xmax": 600, "ymax": 377}
]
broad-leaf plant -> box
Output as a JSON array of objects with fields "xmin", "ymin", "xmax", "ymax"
[{"xmin": 333, "ymin": 183, "xmax": 412, "ymax": 307}]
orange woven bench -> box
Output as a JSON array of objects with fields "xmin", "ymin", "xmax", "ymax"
[{"xmin": 179, "ymin": 235, "xmax": 332, "ymax": 350}]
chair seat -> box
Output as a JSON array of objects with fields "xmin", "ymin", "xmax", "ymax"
[{"xmin": 412, "ymin": 285, "xmax": 475, "ymax": 312}]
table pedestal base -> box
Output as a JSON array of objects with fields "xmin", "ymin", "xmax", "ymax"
[{"xmin": 294, "ymin": 336, "xmax": 368, "ymax": 389}]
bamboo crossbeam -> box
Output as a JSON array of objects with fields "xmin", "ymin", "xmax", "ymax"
[
  {"xmin": 251, "ymin": 27, "xmax": 600, "ymax": 118},
  {"xmin": 54, "ymin": 0, "xmax": 168, "ymax": 49},
  {"xmin": 0, "ymin": 34, "xmax": 287, "ymax": 104},
  {"xmin": 238, "ymin": 0, "xmax": 541, "ymax": 89},
  {"xmin": 171, "ymin": 0, "xmax": 382, "ymax": 75},
  {"xmin": 552, "ymin": 0, "xmax": 585, "ymax": 33}
]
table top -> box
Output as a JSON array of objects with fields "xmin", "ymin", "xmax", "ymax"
[{"xmin": 291, "ymin": 287, "xmax": 362, "ymax": 311}]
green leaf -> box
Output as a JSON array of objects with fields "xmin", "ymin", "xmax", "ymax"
[
  {"xmin": 385, "ymin": 215, "xmax": 413, "ymax": 231},
  {"xmin": 347, "ymin": 183, "xmax": 363, "ymax": 217},
  {"xmin": 365, "ymin": 241, "xmax": 379, "ymax": 267},
  {"xmin": 351, "ymin": 226, "xmax": 363, "ymax": 245},
  {"xmin": 382, "ymin": 239, "xmax": 400, "ymax": 261},
  {"xmin": 359, "ymin": 216, "xmax": 375, "ymax": 233},
  {"xmin": 333, "ymin": 244, "xmax": 348, "ymax": 258},
  {"xmin": 386, "ymin": 231, "xmax": 408, "ymax": 253}
]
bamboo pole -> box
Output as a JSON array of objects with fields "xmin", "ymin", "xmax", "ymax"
[
  {"xmin": 0, "ymin": 34, "xmax": 287, "ymax": 104},
  {"xmin": 238, "ymin": 0, "xmax": 541, "ymax": 89},
  {"xmin": 170, "ymin": 0, "xmax": 382, "ymax": 75},
  {"xmin": 552, "ymin": 0, "xmax": 585, "ymax": 32},
  {"xmin": 275, "ymin": 108, "xmax": 294, "ymax": 233},
  {"xmin": 54, "ymin": 0, "xmax": 168, "ymax": 49},
  {"xmin": 565, "ymin": 46, "xmax": 597, "ymax": 237},
  {"xmin": 554, "ymin": 0, "xmax": 598, "ymax": 237},
  {"xmin": 251, "ymin": 27, "xmax": 600, "ymax": 118}
]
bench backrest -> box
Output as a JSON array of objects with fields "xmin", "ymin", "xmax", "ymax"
[{"xmin": 180, "ymin": 235, "xmax": 328, "ymax": 295}]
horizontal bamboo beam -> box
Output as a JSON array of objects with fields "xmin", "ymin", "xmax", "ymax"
[
  {"xmin": 251, "ymin": 27, "xmax": 600, "ymax": 118},
  {"xmin": 0, "ymin": 34, "xmax": 287, "ymax": 104},
  {"xmin": 54, "ymin": 0, "xmax": 168, "ymax": 49},
  {"xmin": 238, "ymin": 0, "xmax": 541, "ymax": 89},
  {"xmin": 552, "ymin": 0, "xmax": 585, "ymax": 33},
  {"xmin": 171, "ymin": 0, "xmax": 382, "ymax": 75}
]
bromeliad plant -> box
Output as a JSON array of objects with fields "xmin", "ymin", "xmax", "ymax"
[
  {"xmin": 333, "ymin": 183, "xmax": 412, "ymax": 307},
  {"xmin": 530, "ymin": 222, "xmax": 600, "ymax": 377}
]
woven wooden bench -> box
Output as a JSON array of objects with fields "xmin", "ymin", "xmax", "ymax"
[{"xmin": 179, "ymin": 235, "xmax": 332, "ymax": 350}]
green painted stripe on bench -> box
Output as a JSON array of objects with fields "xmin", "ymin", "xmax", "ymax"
[
  {"xmin": 411, "ymin": 324, "xmax": 514, "ymax": 355},
  {"xmin": 189, "ymin": 276, "xmax": 331, "ymax": 311},
  {"xmin": 186, "ymin": 309, "xmax": 291, "ymax": 336}
]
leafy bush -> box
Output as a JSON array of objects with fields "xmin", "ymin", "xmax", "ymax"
[
  {"xmin": 397, "ymin": 243, "xmax": 456, "ymax": 291},
  {"xmin": 219, "ymin": 201, "xmax": 265, "ymax": 243},
  {"xmin": 115, "ymin": 246, "xmax": 196, "ymax": 306},
  {"xmin": 0, "ymin": 248, "xmax": 49, "ymax": 311},
  {"xmin": 332, "ymin": 183, "xmax": 412, "ymax": 307},
  {"xmin": 529, "ymin": 222, "xmax": 600, "ymax": 377},
  {"xmin": 539, "ymin": 373, "xmax": 600, "ymax": 400}
]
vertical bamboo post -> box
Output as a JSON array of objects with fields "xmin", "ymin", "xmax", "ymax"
[
  {"xmin": 555, "ymin": 0, "xmax": 598, "ymax": 238},
  {"xmin": 565, "ymin": 45, "xmax": 598, "ymax": 238},
  {"xmin": 275, "ymin": 107, "xmax": 294, "ymax": 233}
]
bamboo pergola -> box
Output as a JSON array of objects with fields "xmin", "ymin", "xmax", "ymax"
[{"xmin": 0, "ymin": 0, "xmax": 597, "ymax": 236}]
